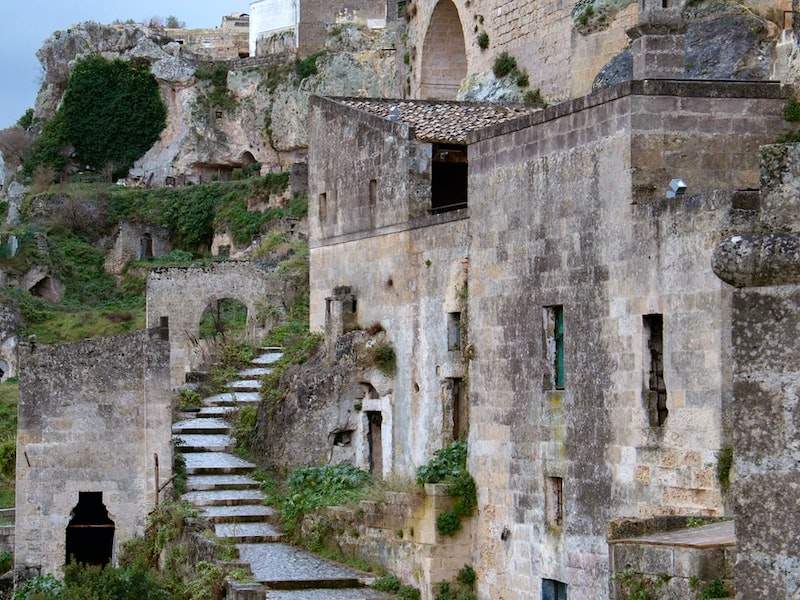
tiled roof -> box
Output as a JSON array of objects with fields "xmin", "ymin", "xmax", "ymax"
[{"xmin": 334, "ymin": 98, "xmax": 538, "ymax": 144}]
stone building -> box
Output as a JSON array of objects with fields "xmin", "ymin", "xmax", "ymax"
[
  {"xmin": 249, "ymin": 0, "xmax": 387, "ymax": 57},
  {"xmin": 166, "ymin": 13, "xmax": 250, "ymax": 61},
  {"xmin": 145, "ymin": 261, "xmax": 289, "ymax": 385},
  {"xmin": 307, "ymin": 8, "xmax": 798, "ymax": 597},
  {"xmin": 406, "ymin": 0, "xmax": 792, "ymax": 101},
  {"xmin": 104, "ymin": 221, "xmax": 172, "ymax": 276},
  {"xmin": 14, "ymin": 329, "xmax": 172, "ymax": 581}
]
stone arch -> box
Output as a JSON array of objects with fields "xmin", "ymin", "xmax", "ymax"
[
  {"xmin": 420, "ymin": 0, "xmax": 468, "ymax": 99},
  {"xmin": 198, "ymin": 297, "xmax": 249, "ymax": 339},
  {"xmin": 65, "ymin": 492, "xmax": 115, "ymax": 567},
  {"xmin": 240, "ymin": 150, "xmax": 257, "ymax": 165}
]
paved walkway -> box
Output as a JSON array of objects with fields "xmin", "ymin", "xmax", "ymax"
[{"xmin": 173, "ymin": 350, "xmax": 389, "ymax": 599}]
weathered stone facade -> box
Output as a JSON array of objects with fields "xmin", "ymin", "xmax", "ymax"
[
  {"xmin": 166, "ymin": 13, "xmax": 250, "ymax": 61},
  {"xmin": 712, "ymin": 144, "xmax": 800, "ymax": 599},
  {"xmin": 145, "ymin": 261, "xmax": 289, "ymax": 385},
  {"xmin": 14, "ymin": 329, "xmax": 172, "ymax": 580},
  {"xmin": 298, "ymin": 0, "xmax": 388, "ymax": 56},
  {"xmin": 0, "ymin": 304, "xmax": 19, "ymax": 382},
  {"xmin": 104, "ymin": 221, "xmax": 172, "ymax": 276},
  {"xmin": 309, "ymin": 65, "xmax": 793, "ymax": 597}
]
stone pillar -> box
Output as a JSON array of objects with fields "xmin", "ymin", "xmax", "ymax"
[
  {"xmin": 712, "ymin": 144, "xmax": 800, "ymax": 599},
  {"xmin": 324, "ymin": 286, "xmax": 359, "ymax": 355},
  {"xmin": 627, "ymin": 0, "xmax": 687, "ymax": 80}
]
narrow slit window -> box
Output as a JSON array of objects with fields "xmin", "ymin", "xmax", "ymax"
[
  {"xmin": 431, "ymin": 144, "xmax": 468, "ymax": 214},
  {"xmin": 369, "ymin": 179, "xmax": 377, "ymax": 210},
  {"xmin": 643, "ymin": 314, "xmax": 668, "ymax": 426},
  {"xmin": 544, "ymin": 306, "xmax": 565, "ymax": 390},
  {"xmin": 449, "ymin": 378, "xmax": 468, "ymax": 441},
  {"xmin": 545, "ymin": 476, "xmax": 564, "ymax": 528},
  {"xmin": 319, "ymin": 193, "xmax": 328, "ymax": 223},
  {"xmin": 447, "ymin": 312, "xmax": 462, "ymax": 352}
]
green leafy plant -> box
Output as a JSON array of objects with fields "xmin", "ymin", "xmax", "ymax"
[
  {"xmin": 492, "ymin": 52, "xmax": 518, "ymax": 78},
  {"xmin": 523, "ymin": 89, "xmax": 547, "ymax": 108},
  {"xmin": 477, "ymin": 32, "xmax": 489, "ymax": 50},
  {"xmin": 716, "ymin": 445, "xmax": 733, "ymax": 491},
  {"xmin": 367, "ymin": 342, "xmax": 397, "ymax": 376},
  {"xmin": 613, "ymin": 569, "xmax": 670, "ymax": 600},
  {"xmin": 516, "ymin": 70, "xmax": 530, "ymax": 88},
  {"xmin": 698, "ymin": 578, "xmax": 729, "ymax": 600},
  {"xmin": 296, "ymin": 52, "xmax": 327, "ymax": 80},
  {"xmin": 177, "ymin": 389, "xmax": 201, "ymax": 411},
  {"xmin": 784, "ymin": 100, "xmax": 800, "ymax": 122},
  {"xmin": 17, "ymin": 108, "xmax": 36, "ymax": 130},
  {"xmin": 417, "ymin": 441, "xmax": 477, "ymax": 536},
  {"xmin": 233, "ymin": 405, "xmax": 258, "ymax": 456}
]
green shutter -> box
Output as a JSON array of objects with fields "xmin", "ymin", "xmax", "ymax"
[{"xmin": 555, "ymin": 307, "xmax": 564, "ymax": 389}]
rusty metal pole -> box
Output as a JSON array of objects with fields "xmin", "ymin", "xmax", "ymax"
[{"xmin": 154, "ymin": 453, "xmax": 159, "ymax": 508}]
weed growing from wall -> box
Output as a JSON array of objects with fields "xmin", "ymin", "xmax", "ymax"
[
  {"xmin": 416, "ymin": 441, "xmax": 477, "ymax": 536},
  {"xmin": 716, "ymin": 445, "xmax": 733, "ymax": 491}
]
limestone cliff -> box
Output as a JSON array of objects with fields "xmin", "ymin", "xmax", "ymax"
[{"xmin": 30, "ymin": 22, "xmax": 400, "ymax": 185}]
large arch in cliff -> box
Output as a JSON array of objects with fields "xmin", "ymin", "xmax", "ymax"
[{"xmin": 420, "ymin": 0, "xmax": 468, "ymax": 100}]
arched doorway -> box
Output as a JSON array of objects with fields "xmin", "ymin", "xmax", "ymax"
[
  {"xmin": 199, "ymin": 298, "xmax": 249, "ymax": 340},
  {"xmin": 420, "ymin": 0, "xmax": 468, "ymax": 99},
  {"xmin": 65, "ymin": 492, "xmax": 115, "ymax": 566}
]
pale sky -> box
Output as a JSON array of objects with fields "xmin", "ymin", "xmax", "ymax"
[{"xmin": 0, "ymin": 0, "xmax": 250, "ymax": 128}]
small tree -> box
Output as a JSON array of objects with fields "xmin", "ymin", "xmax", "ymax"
[
  {"xmin": 166, "ymin": 16, "xmax": 185, "ymax": 29},
  {"xmin": 0, "ymin": 127, "xmax": 32, "ymax": 168}
]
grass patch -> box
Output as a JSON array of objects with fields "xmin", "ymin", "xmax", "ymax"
[
  {"xmin": 366, "ymin": 342, "xmax": 396, "ymax": 377},
  {"xmin": 0, "ymin": 381, "xmax": 17, "ymax": 508}
]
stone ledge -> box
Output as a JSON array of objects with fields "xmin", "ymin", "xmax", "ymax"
[{"xmin": 712, "ymin": 233, "xmax": 800, "ymax": 288}]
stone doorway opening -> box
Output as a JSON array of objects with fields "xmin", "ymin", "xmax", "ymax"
[
  {"xmin": 65, "ymin": 492, "xmax": 115, "ymax": 567},
  {"xmin": 366, "ymin": 411, "xmax": 383, "ymax": 479},
  {"xmin": 420, "ymin": 0, "xmax": 467, "ymax": 99},
  {"xmin": 199, "ymin": 298, "xmax": 248, "ymax": 340}
]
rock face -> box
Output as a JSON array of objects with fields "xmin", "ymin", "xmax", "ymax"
[
  {"xmin": 593, "ymin": 5, "xmax": 778, "ymax": 91},
  {"xmin": 32, "ymin": 21, "xmax": 400, "ymax": 185},
  {"xmin": 457, "ymin": 71, "xmax": 526, "ymax": 103},
  {"xmin": 0, "ymin": 303, "xmax": 20, "ymax": 382}
]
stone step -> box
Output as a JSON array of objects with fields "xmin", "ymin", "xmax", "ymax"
[
  {"xmin": 173, "ymin": 418, "xmax": 231, "ymax": 435},
  {"xmin": 251, "ymin": 352, "xmax": 283, "ymax": 366},
  {"xmin": 203, "ymin": 392, "xmax": 262, "ymax": 407},
  {"xmin": 227, "ymin": 380, "xmax": 262, "ymax": 392},
  {"xmin": 187, "ymin": 474, "xmax": 261, "ymax": 491},
  {"xmin": 266, "ymin": 590, "xmax": 394, "ymax": 600},
  {"xmin": 215, "ymin": 522, "xmax": 284, "ymax": 543},
  {"xmin": 239, "ymin": 367, "xmax": 272, "ymax": 378},
  {"xmin": 202, "ymin": 504, "xmax": 278, "ymax": 524},
  {"xmin": 182, "ymin": 489, "xmax": 266, "ymax": 507},
  {"xmin": 184, "ymin": 452, "xmax": 255, "ymax": 475},
  {"xmin": 237, "ymin": 543, "xmax": 365, "ymax": 590},
  {"xmin": 197, "ymin": 406, "xmax": 238, "ymax": 418},
  {"xmin": 174, "ymin": 434, "xmax": 234, "ymax": 453}
]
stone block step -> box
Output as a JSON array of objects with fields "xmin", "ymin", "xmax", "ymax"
[
  {"xmin": 197, "ymin": 406, "xmax": 238, "ymax": 418},
  {"xmin": 203, "ymin": 392, "xmax": 262, "ymax": 407},
  {"xmin": 227, "ymin": 380, "xmax": 262, "ymax": 392},
  {"xmin": 203, "ymin": 504, "xmax": 277, "ymax": 524},
  {"xmin": 173, "ymin": 418, "xmax": 231, "ymax": 435},
  {"xmin": 239, "ymin": 367, "xmax": 272, "ymax": 378},
  {"xmin": 267, "ymin": 590, "xmax": 394, "ymax": 600},
  {"xmin": 237, "ymin": 543, "xmax": 365, "ymax": 590},
  {"xmin": 183, "ymin": 488, "xmax": 266, "ymax": 507},
  {"xmin": 174, "ymin": 434, "xmax": 234, "ymax": 453},
  {"xmin": 215, "ymin": 522, "xmax": 284, "ymax": 543},
  {"xmin": 184, "ymin": 452, "xmax": 255, "ymax": 475},
  {"xmin": 251, "ymin": 352, "xmax": 283, "ymax": 366},
  {"xmin": 187, "ymin": 474, "xmax": 261, "ymax": 491}
]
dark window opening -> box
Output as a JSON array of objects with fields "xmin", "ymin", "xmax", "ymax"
[
  {"xmin": 367, "ymin": 411, "xmax": 383, "ymax": 479},
  {"xmin": 447, "ymin": 312, "xmax": 462, "ymax": 352},
  {"xmin": 542, "ymin": 579, "xmax": 568, "ymax": 600},
  {"xmin": 140, "ymin": 233, "xmax": 154, "ymax": 260},
  {"xmin": 238, "ymin": 51, "xmax": 250, "ymax": 58},
  {"xmin": 159, "ymin": 316, "xmax": 169, "ymax": 341},
  {"xmin": 449, "ymin": 378, "xmax": 468, "ymax": 441},
  {"xmin": 431, "ymin": 144, "xmax": 468, "ymax": 214},
  {"xmin": 369, "ymin": 179, "xmax": 377, "ymax": 210},
  {"xmin": 217, "ymin": 245, "xmax": 231, "ymax": 258},
  {"xmin": 333, "ymin": 430, "xmax": 353, "ymax": 446},
  {"xmin": 325, "ymin": 298, "xmax": 332, "ymax": 319},
  {"xmin": 66, "ymin": 492, "xmax": 115, "ymax": 567},
  {"xmin": 319, "ymin": 193, "xmax": 328, "ymax": 223},
  {"xmin": 545, "ymin": 477, "xmax": 564, "ymax": 527},
  {"xmin": 544, "ymin": 306, "xmax": 565, "ymax": 390},
  {"xmin": 643, "ymin": 314, "xmax": 668, "ymax": 426},
  {"xmin": 215, "ymin": 110, "xmax": 224, "ymax": 119}
]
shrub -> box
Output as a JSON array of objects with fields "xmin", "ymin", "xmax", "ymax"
[
  {"xmin": 523, "ymin": 89, "xmax": 547, "ymax": 109},
  {"xmin": 785, "ymin": 100, "xmax": 800, "ymax": 122},
  {"xmin": 233, "ymin": 405, "xmax": 258, "ymax": 456},
  {"xmin": 177, "ymin": 389, "xmax": 201, "ymax": 411},
  {"xmin": 372, "ymin": 575, "xmax": 401, "ymax": 592},
  {"xmin": 296, "ymin": 52, "xmax": 326, "ymax": 80},
  {"xmin": 59, "ymin": 56, "xmax": 166, "ymax": 178},
  {"xmin": 23, "ymin": 112, "xmax": 69, "ymax": 177},
  {"xmin": 516, "ymin": 70, "xmax": 529, "ymax": 88},
  {"xmin": 477, "ymin": 32, "xmax": 489, "ymax": 50},
  {"xmin": 0, "ymin": 126, "xmax": 32, "ymax": 167},
  {"xmin": 367, "ymin": 342, "xmax": 396, "ymax": 376},
  {"xmin": 12, "ymin": 574, "xmax": 64, "ymax": 599},
  {"xmin": 492, "ymin": 52, "xmax": 517, "ymax": 78},
  {"xmin": 457, "ymin": 565, "xmax": 476, "ymax": 588},
  {"xmin": 716, "ymin": 445, "xmax": 733, "ymax": 491},
  {"xmin": 698, "ymin": 579, "xmax": 729, "ymax": 600},
  {"xmin": 17, "ymin": 108, "xmax": 36, "ymax": 130},
  {"xmin": 417, "ymin": 441, "xmax": 477, "ymax": 536}
]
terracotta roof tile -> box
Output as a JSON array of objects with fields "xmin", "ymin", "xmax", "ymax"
[{"xmin": 333, "ymin": 98, "xmax": 539, "ymax": 144}]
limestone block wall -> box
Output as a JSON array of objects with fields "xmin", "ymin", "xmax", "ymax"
[
  {"xmin": 104, "ymin": 221, "xmax": 171, "ymax": 276},
  {"xmin": 298, "ymin": 0, "xmax": 387, "ymax": 56},
  {"xmin": 464, "ymin": 81, "xmax": 790, "ymax": 599},
  {"xmin": 14, "ymin": 329, "xmax": 171, "ymax": 579},
  {"xmin": 146, "ymin": 261, "xmax": 287, "ymax": 385}
]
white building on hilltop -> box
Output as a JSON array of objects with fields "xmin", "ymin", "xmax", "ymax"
[{"xmin": 249, "ymin": 0, "xmax": 299, "ymax": 57}]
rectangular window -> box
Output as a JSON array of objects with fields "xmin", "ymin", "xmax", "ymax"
[
  {"xmin": 542, "ymin": 579, "xmax": 568, "ymax": 600},
  {"xmin": 369, "ymin": 179, "xmax": 377, "ymax": 210},
  {"xmin": 431, "ymin": 144, "xmax": 468, "ymax": 214},
  {"xmin": 447, "ymin": 312, "xmax": 462, "ymax": 352},
  {"xmin": 449, "ymin": 378, "xmax": 468, "ymax": 441},
  {"xmin": 544, "ymin": 306, "xmax": 565, "ymax": 390},
  {"xmin": 643, "ymin": 314, "xmax": 668, "ymax": 426},
  {"xmin": 545, "ymin": 476, "xmax": 564, "ymax": 528},
  {"xmin": 319, "ymin": 192, "xmax": 328, "ymax": 223}
]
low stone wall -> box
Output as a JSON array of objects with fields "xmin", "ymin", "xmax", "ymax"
[{"xmin": 300, "ymin": 484, "xmax": 473, "ymax": 600}]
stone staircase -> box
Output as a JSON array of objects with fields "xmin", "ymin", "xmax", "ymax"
[{"xmin": 172, "ymin": 348, "xmax": 391, "ymax": 599}]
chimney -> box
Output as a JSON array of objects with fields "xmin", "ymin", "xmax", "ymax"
[{"xmin": 627, "ymin": 0, "xmax": 687, "ymax": 80}]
